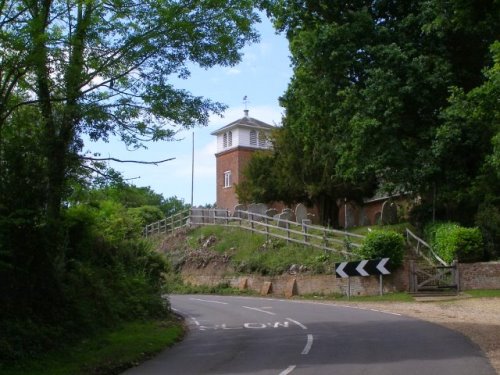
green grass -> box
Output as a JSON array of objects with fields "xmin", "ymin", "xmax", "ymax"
[
  {"xmin": 180, "ymin": 225, "xmax": 347, "ymax": 275},
  {"xmin": 294, "ymin": 292, "xmax": 414, "ymax": 303},
  {"xmin": 464, "ymin": 289, "xmax": 500, "ymax": 298},
  {"xmin": 1, "ymin": 319, "xmax": 184, "ymax": 375}
]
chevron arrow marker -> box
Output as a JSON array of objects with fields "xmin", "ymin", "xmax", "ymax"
[
  {"xmin": 336, "ymin": 262, "xmax": 349, "ymax": 278},
  {"xmin": 376, "ymin": 258, "xmax": 390, "ymax": 275},
  {"xmin": 356, "ymin": 260, "xmax": 369, "ymax": 276}
]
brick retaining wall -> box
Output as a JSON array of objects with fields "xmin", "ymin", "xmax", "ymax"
[
  {"xmin": 459, "ymin": 262, "xmax": 500, "ymax": 290},
  {"xmin": 180, "ymin": 260, "xmax": 499, "ymax": 297}
]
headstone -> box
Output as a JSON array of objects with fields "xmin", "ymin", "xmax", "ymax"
[
  {"xmin": 343, "ymin": 202, "xmax": 356, "ymax": 228},
  {"xmin": 381, "ymin": 201, "xmax": 398, "ymax": 224},
  {"xmin": 266, "ymin": 208, "xmax": 278, "ymax": 218},
  {"xmin": 233, "ymin": 204, "xmax": 247, "ymax": 219},
  {"xmin": 360, "ymin": 208, "xmax": 371, "ymax": 226},
  {"xmin": 275, "ymin": 211, "xmax": 293, "ymax": 228},
  {"xmin": 295, "ymin": 203, "xmax": 308, "ymax": 224},
  {"xmin": 248, "ymin": 203, "xmax": 268, "ymax": 221}
]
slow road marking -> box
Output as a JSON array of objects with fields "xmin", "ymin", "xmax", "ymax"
[{"xmin": 302, "ymin": 334, "xmax": 313, "ymax": 355}]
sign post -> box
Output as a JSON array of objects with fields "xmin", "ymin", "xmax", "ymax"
[{"xmin": 335, "ymin": 258, "xmax": 392, "ymax": 297}]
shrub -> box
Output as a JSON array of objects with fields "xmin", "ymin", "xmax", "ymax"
[
  {"xmin": 431, "ymin": 223, "xmax": 484, "ymax": 263},
  {"xmin": 359, "ymin": 230, "xmax": 405, "ymax": 268}
]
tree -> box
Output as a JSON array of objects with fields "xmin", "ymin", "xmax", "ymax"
[
  {"xmin": 0, "ymin": 0, "xmax": 261, "ymax": 334},
  {"xmin": 0, "ymin": 0, "xmax": 260, "ymax": 248},
  {"xmin": 261, "ymin": 0, "xmax": 499, "ymax": 226}
]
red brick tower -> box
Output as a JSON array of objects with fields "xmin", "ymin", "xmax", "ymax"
[{"xmin": 211, "ymin": 109, "xmax": 274, "ymax": 212}]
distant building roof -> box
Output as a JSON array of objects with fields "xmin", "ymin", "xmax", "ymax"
[{"xmin": 210, "ymin": 110, "xmax": 275, "ymax": 135}]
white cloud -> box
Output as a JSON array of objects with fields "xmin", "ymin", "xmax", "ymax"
[{"xmin": 226, "ymin": 68, "xmax": 241, "ymax": 75}]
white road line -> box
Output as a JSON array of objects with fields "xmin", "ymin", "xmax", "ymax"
[
  {"xmin": 190, "ymin": 298, "xmax": 228, "ymax": 305},
  {"xmin": 301, "ymin": 334, "xmax": 313, "ymax": 355},
  {"xmin": 242, "ymin": 306, "xmax": 276, "ymax": 315},
  {"xmin": 279, "ymin": 365, "xmax": 296, "ymax": 375},
  {"xmin": 286, "ymin": 318, "xmax": 307, "ymax": 330}
]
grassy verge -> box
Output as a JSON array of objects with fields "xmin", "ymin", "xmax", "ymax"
[
  {"xmin": 464, "ymin": 289, "xmax": 500, "ymax": 298},
  {"xmin": 1, "ymin": 318, "xmax": 184, "ymax": 375},
  {"xmin": 293, "ymin": 292, "xmax": 414, "ymax": 303}
]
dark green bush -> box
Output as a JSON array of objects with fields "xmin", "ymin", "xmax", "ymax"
[
  {"xmin": 475, "ymin": 204, "xmax": 500, "ymax": 260},
  {"xmin": 430, "ymin": 223, "xmax": 484, "ymax": 263},
  {"xmin": 359, "ymin": 230, "xmax": 405, "ymax": 267}
]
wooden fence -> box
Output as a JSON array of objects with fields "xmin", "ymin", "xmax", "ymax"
[
  {"xmin": 144, "ymin": 208, "xmax": 365, "ymax": 257},
  {"xmin": 143, "ymin": 209, "xmax": 190, "ymax": 237},
  {"xmin": 405, "ymin": 228, "xmax": 448, "ymax": 266}
]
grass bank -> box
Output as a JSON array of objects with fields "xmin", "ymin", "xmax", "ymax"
[{"xmin": 1, "ymin": 318, "xmax": 184, "ymax": 375}]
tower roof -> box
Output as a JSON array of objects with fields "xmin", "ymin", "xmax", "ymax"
[{"xmin": 210, "ymin": 110, "xmax": 275, "ymax": 136}]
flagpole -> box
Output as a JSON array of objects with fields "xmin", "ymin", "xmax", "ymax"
[{"xmin": 191, "ymin": 131, "xmax": 194, "ymax": 207}]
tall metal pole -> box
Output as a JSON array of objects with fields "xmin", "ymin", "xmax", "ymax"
[{"xmin": 191, "ymin": 131, "xmax": 194, "ymax": 207}]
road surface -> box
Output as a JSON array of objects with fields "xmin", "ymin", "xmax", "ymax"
[{"xmin": 122, "ymin": 295, "xmax": 495, "ymax": 375}]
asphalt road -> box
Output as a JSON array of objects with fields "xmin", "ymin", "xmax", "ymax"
[{"xmin": 122, "ymin": 295, "xmax": 495, "ymax": 375}]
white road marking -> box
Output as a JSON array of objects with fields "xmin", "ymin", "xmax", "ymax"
[
  {"xmin": 279, "ymin": 365, "xmax": 296, "ymax": 375},
  {"xmin": 302, "ymin": 334, "xmax": 313, "ymax": 355},
  {"xmin": 242, "ymin": 306, "xmax": 276, "ymax": 315},
  {"xmin": 286, "ymin": 318, "xmax": 307, "ymax": 330},
  {"xmin": 190, "ymin": 298, "xmax": 228, "ymax": 304},
  {"xmin": 244, "ymin": 323, "xmax": 267, "ymax": 329}
]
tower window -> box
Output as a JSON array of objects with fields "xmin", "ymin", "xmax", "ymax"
[
  {"xmin": 223, "ymin": 133, "xmax": 227, "ymax": 148},
  {"xmin": 250, "ymin": 130, "xmax": 257, "ymax": 146},
  {"xmin": 224, "ymin": 170, "xmax": 232, "ymax": 188},
  {"xmin": 228, "ymin": 131, "xmax": 232, "ymax": 147}
]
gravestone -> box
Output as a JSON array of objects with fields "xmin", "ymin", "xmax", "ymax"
[
  {"xmin": 344, "ymin": 202, "xmax": 356, "ymax": 228},
  {"xmin": 248, "ymin": 203, "xmax": 268, "ymax": 221},
  {"xmin": 360, "ymin": 208, "xmax": 371, "ymax": 226},
  {"xmin": 275, "ymin": 210, "xmax": 294, "ymax": 228},
  {"xmin": 266, "ymin": 208, "xmax": 278, "ymax": 218},
  {"xmin": 381, "ymin": 201, "xmax": 398, "ymax": 224},
  {"xmin": 233, "ymin": 204, "xmax": 247, "ymax": 218},
  {"xmin": 295, "ymin": 203, "xmax": 308, "ymax": 224}
]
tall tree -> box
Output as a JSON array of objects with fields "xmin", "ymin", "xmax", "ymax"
[
  {"xmin": 261, "ymin": 0, "xmax": 499, "ymax": 225},
  {"xmin": 0, "ymin": 0, "xmax": 259, "ymax": 247}
]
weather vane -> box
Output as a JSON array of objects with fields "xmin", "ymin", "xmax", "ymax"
[{"xmin": 243, "ymin": 95, "xmax": 249, "ymax": 110}]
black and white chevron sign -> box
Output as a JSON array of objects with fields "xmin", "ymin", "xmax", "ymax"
[{"xmin": 335, "ymin": 258, "xmax": 391, "ymax": 278}]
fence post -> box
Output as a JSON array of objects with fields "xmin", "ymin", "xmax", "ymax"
[
  {"xmin": 250, "ymin": 213, "xmax": 254, "ymax": 232},
  {"xmin": 265, "ymin": 216, "xmax": 269, "ymax": 241},
  {"xmin": 286, "ymin": 221, "xmax": 290, "ymax": 244},
  {"xmin": 303, "ymin": 222, "xmax": 308, "ymax": 243},
  {"xmin": 323, "ymin": 228, "xmax": 328, "ymax": 252},
  {"xmin": 226, "ymin": 209, "xmax": 229, "ymax": 226}
]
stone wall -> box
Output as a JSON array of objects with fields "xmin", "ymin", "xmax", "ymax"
[
  {"xmin": 180, "ymin": 266, "xmax": 409, "ymax": 297},
  {"xmin": 459, "ymin": 262, "xmax": 500, "ymax": 290},
  {"xmin": 179, "ymin": 260, "xmax": 500, "ymax": 296}
]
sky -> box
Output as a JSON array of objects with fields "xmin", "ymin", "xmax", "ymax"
[{"xmin": 84, "ymin": 13, "xmax": 292, "ymax": 206}]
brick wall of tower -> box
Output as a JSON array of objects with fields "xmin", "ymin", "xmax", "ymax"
[{"xmin": 215, "ymin": 147, "xmax": 255, "ymax": 212}]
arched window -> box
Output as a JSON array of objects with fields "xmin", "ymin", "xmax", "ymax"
[
  {"xmin": 223, "ymin": 132, "xmax": 227, "ymax": 148},
  {"xmin": 249, "ymin": 130, "xmax": 257, "ymax": 146},
  {"xmin": 228, "ymin": 131, "xmax": 232, "ymax": 147}
]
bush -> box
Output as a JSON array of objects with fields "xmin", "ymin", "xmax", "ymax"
[
  {"xmin": 359, "ymin": 230, "xmax": 405, "ymax": 268},
  {"xmin": 475, "ymin": 204, "xmax": 500, "ymax": 260},
  {"xmin": 430, "ymin": 223, "xmax": 484, "ymax": 263}
]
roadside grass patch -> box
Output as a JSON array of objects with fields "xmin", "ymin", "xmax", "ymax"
[
  {"xmin": 0, "ymin": 319, "xmax": 183, "ymax": 375},
  {"xmin": 293, "ymin": 292, "xmax": 413, "ymax": 302},
  {"xmin": 464, "ymin": 289, "xmax": 500, "ymax": 298}
]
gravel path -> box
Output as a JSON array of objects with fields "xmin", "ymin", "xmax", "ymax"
[{"xmin": 337, "ymin": 297, "xmax": 500, "ymax": 374}]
